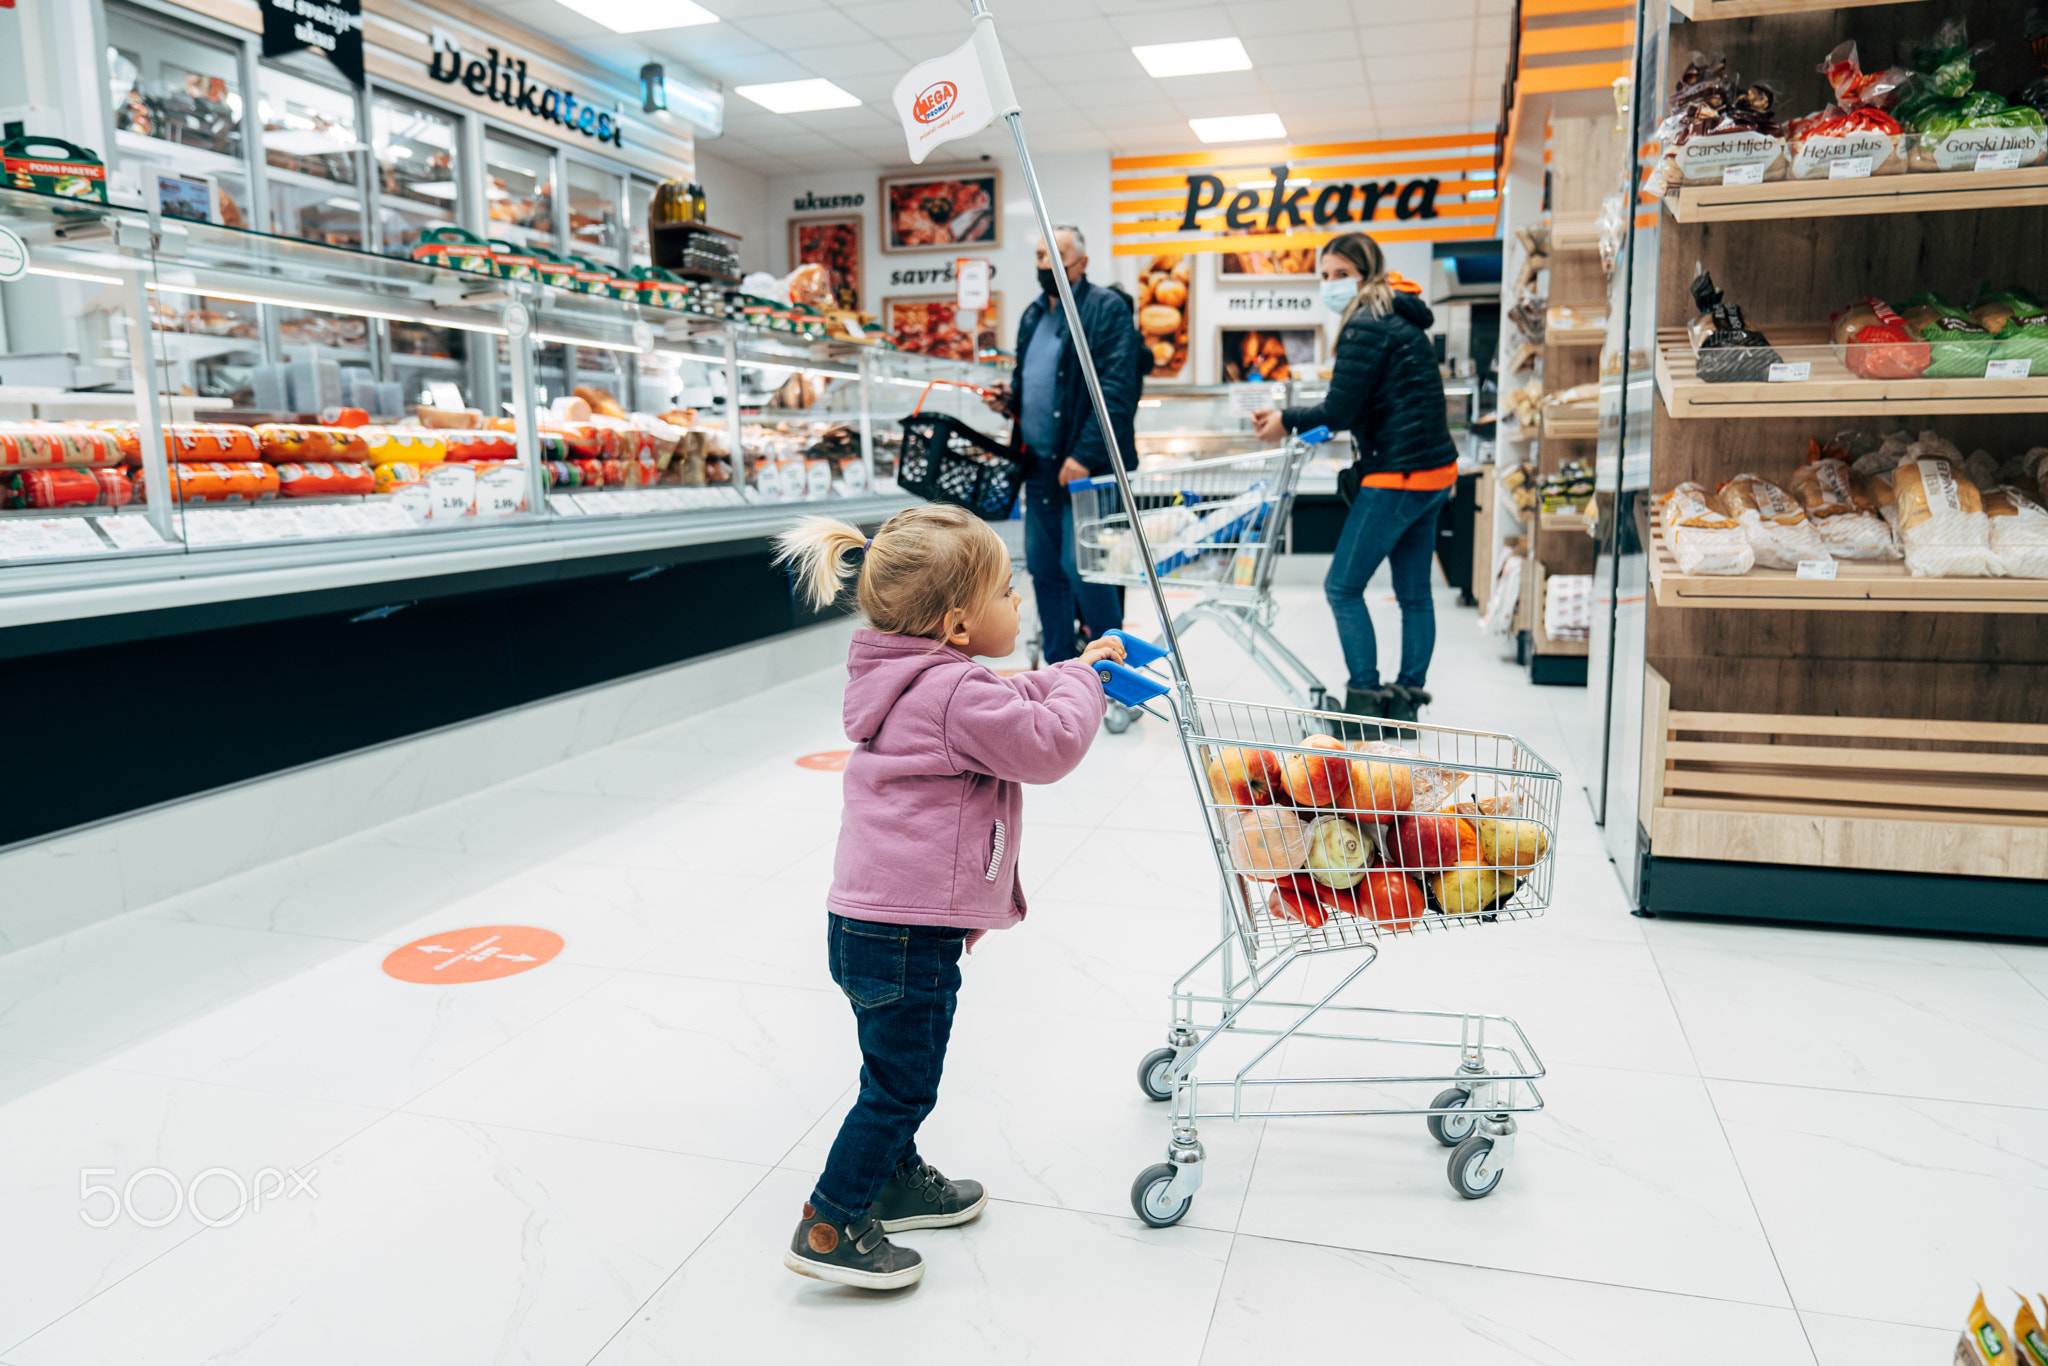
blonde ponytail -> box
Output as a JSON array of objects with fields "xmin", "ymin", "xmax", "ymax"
[{"xmin": 774, "ymin": 504, "xmax": 1010, "ymax": 640}]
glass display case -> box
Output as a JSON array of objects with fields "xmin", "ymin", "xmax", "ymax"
[
  {"xmin": 0, "ymin": 185, "xmax": 998, "ymax": 579},
  {"xmin": 258, "ymin": 54, "xmax": 365, "ymax": 250},
  {"xmin": 105, "ymin": 0, "xmax": 251, "ymax": 229}
]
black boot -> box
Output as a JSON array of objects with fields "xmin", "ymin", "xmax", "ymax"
[
  {"xmin": 1380, "ymin": 685, "xmax": 1430, "ymax": 739},
  {"xmin": 1327, "ymin": 686, "xmax": 1396, "ymax": 743}
]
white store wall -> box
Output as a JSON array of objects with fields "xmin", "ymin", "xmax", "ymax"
[{"xmin": 694, "ymin": 149, "xmax": 773, "ymax": 277}]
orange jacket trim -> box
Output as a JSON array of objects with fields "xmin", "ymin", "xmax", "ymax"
[{"xmin": 1358, "ymin": 461, "xmax": 1458, "ymax": 492}]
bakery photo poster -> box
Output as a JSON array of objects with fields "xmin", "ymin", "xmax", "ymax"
[
  {"xmin": 790, "ymin": 217, "xmax": 862, "ymax": 310},
  {"xmin": 880, "ymin": 171, "xmax": 999, "ymax": 252}
]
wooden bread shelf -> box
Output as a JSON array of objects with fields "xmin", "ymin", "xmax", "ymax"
[
  {"xmin": 1662, "ymin": 165, "xmax": 2048, "ymax": 224},
  {"xmin": 1648, "ymin": 525, "xmax": 2048, "ymax": 612},
  {"xmin": 1648, "ymin": 706, "xmax": 2048, "ymax": 880},
  {"xmin": 1550, "ymin": 213, "xmax": 1602, "ymax": 254},
  {"xmin": 1672, "ymin": 0, "xmax": 1926, "ymax": 18},
  {"xmin": 1655, "ymin": 326, "xmax": 2048, "ymax": 419},
  {"xmin": 1539, "ymin": 510, "xmax": 1593, "ymax": 533},
  {"xmin": 1545, "ymin": 307, "xmax": 1605, "ymax": 347},
  {"xmin": 1541, "ymin": 411, "xmax": 1599, "ymax": 439},
  {"xmin": 1536, "ymin": 632, "xmax": 1591, "ymax": 657}
]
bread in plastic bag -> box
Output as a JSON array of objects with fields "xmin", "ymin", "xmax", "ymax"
[
  {"xmin": 1790, "ymin": 457, "xmax": 1899, "ymax": 559},
  {"xmin": 1985, "ymin": 482, "xmax": 2048, "ymax": 578},
  {"xmin": 1660, "ymin": 481, "xmax": 1755, "ymax": 574},
  {"xmin": 1719, "ymin": 473, "xmax": 1830, "ymax": 569},
  {"xmin": 1893, "ymin": 456, "xmax": 2003, "ymax": 577}
]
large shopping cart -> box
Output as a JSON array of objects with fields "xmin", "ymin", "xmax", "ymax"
[
  {"xmin": 1089, "ymin": 620, "xmax": 1558, "ymax": 1226},
  {"xmin": 1069, "ymin": 432, "xmax": 1332, "ymax": 723}
]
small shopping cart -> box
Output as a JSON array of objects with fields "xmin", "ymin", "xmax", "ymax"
[
  {"xmin": 1088, "ymin": 629, "xmax": 1558, "ymax": 1224},
  {"xmin": 1069, "ymin": 431, "xmax": 1331, "ymax": 724}
]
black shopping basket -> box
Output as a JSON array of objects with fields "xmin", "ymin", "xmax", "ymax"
[{"xmin": 895, "ymin": 378, "xmax": 1034, "ymax": 520}]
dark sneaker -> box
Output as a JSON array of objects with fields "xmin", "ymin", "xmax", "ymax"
[
  {"xmin": 784, "ymin": 1205, "xmax": 924, "ymax": 1290},
  {"xmin": 870, "ymin": 1160, "xmax": 987, "ymax": 1232}
]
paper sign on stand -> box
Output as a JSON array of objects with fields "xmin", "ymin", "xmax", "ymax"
[
  {"xmin": 1228, "ymin": 384, "xmax": 1278, "ymax": 418},
  {"xmin": 956, "ymin": 258, "xmax": 991, "ymax": 311}
]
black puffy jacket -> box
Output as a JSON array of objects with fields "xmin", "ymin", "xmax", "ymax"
[
  {"xmin": 1281, "ymin": 292, "xmax": 1458, "ymax": 479},
  {"xmin": 1011, "ymin": 278, "xmax": 1140, "ymax": 495}
]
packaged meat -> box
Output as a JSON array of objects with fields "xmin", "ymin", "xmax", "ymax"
[
  {"xmin": 252, "ymin": 424, "xmax": 370, "ymax": 463},
  {"xmin": 440, "ymin": 429, "xmax": 518, "ymax": 462},
  {"xmin": 1647, "ymin": 54, "xmax": 1787, "ymax": 192},
  {"xmin": 104, "ymin": 422, "xmax": 259, "ymax": 463},
  {"xmin": 1969, "ymin": 285, "xmax": 2048, "ymax": 374},
  {"xmin": 1719, "ymin": 473, "xmax": 1830, "ymax": 569},
  {"xmin": 1986, "ymin": 483, "xmax": 2048, "ymax": 577},
  {"xmin": 1839, "ymin": 298, "xmax": 1932, "ymax": 379},
  {"xmin": 1893, "ymin": 457, "xmax": 2002, "ymax": 576},
  {"xmin": 1790, "ymin": 455, "xmax": 1900, "ymax": 559},
  {"xmin": 136, "ymin": 461, "xmax": 281, "ymax": 504},
  {"xmin": 1898, "ymin": 294, "xmax": 1995, "ymax": 377},
  {"xmin": 1894, "ymin": 19, "xmax": 2048, "ymax": 171},
  {"xmin": 371, "ymin": 461, "xmax": 434, "ymax": 494},
  {"xmin": 275, "ymin": 461, "xmax": 375, "ymax": 497},
  {"xmin": 360, "ymin": 426, "xmax": 450, "ymax": 465},
  {"xmin": 0, "ymin": 422, "xmax": 125, "ymax": 468},
  {"xmin": 1660, "ymin": 482, "xmax": 1755, "ymax": 574},
  {"xmin": 1, "ymin": 467, "xmax": 108, "ymax": 508}
]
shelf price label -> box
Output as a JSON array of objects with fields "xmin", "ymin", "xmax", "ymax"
[
  {"xmin": 1985, "ymin": 358, "xmax": 2034, "ymax": 380},
  {"xmin": 1795, "ymin": 559, "xmax": 1839, "ymax": 580},
  {"xmin": 1828, "ymin": 156, "xmax": 1873, "ymax": 180},
  {"xmin": 1720, "ymin": 162, "xmax": 1768, "ymax": 186},
  {"xmin": 1974, "ymin": 148, "xmax": 2029, "ymax": 172},
  {"xmin": 1767, "ymin": 362, "xmax": 1811, "ymax": 383}
]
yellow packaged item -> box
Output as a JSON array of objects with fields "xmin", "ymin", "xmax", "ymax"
[
  {"xmin": 2011, "ymin": 1295, "xmax": 2048, "ymax": 1366},
  {"xmin": 1960, "ymin": 1292, "xmax": 2016, "ymax": 1366},
  {"xmin": 372, "ymin": 461, "xmax": 436, "ymax": 494},
  {"xmin": 361, "ymin": 426, "xmax": 450, "ymax": 465}
]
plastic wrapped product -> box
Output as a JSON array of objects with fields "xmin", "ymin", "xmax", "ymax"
[
  {"xmin": 372, "ymin": 461, "xmax": 432, "ymax": 494},
  {"xmin": 0, "ymin": 422, "xmax": 125, "ymax": 467},
  {"xmin": 1894, "ymin": 20, "xmax": 2048, "ymax": 171},
  {"xmin": 275, "ymin": 461, "xmax": 375, "ymax": 497},
  {"xmin": 1850, "ymin": 428, "xmax": 1913, "ymax": 477},
  {"xmin": 1647, "ymin": 54, "xmax": 1788, "ymax": 191},
  {"xmin": 1962, "ymin": 448, "xmax": 2004, "ymax": 491},
  {"xmin": 1660, "ymin": 482, "xmax": 1755, "ymax": 574},
  {"xmin": 1790, "ymin": 457, "xmax": 1900, "ymax": 559},
  {"xmin": 1839, "ymin": 298, "xmax": 1932, "ymax": 378},
  {"xmin": 1971, "ymin": 286, "xmax": 2048, "ymax": 373},
  {"xmin": 101, "ymin": 422, "xmax": 257, "ymax": 464},
  {"xmin": 1898, "ymin": 294, "xmax": 1995, "ymax": 377},
  {"xmin": 1, "ymin": 467, "xmax": 108, "ymax": 508},
  {"xmin": 1719, "ymin": 473, "xmax": 1831, "ymax": 569},
  {"xmin": 440, "ymin": 429, "xmax": 518, "ymax": 463},
  {"xmin": 252, "ymin": 424, "xmax": 370, "ymax": 463},
  {"xmin": 360, "ymin": 426, "xmax": 450, "ymax": 466},
  {"xmin": 1985, "ymin": 483, "xmax": 2048, "ymax": 577},
  {"xmin": 1893, "ymin": 457, "xmax": 2003, "ymax": 577},
  {"xmin": 137, "ymin": 461, "xmax": 281, "ymax": 504},
  {"xmin": 1788, "ymin": 44, "xmax": 1910, "ymax": 178}
]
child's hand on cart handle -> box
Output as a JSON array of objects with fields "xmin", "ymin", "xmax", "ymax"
[
  {"xmin": 1251, "ymin": 410, "xmax": 1286, "ymax": 443},
  {"xmin": 1078, "ymin": 634, "xmax": 1128, "ymax": 669}
]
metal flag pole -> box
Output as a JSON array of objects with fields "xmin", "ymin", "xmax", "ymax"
[{"xmin": 965, "ymin": 0, "xmax": 1196, "ymax": 710}]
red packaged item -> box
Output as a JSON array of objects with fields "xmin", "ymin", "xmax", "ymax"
[
  {"xmin": 599, "ymin": 458, "xmax": 625, "ymax": 487},
  {"xmin": 571, "ymin": 457, "xmax": 605, "ymax": 486},
  {"xmin": 92, "ymin": 468, "xmax": 134, "ymax": 506},
  {"xmin": 1843, "ymin": 298, "xmax": 1933, "ymax": 379},
  {"xmin": 541, "ymin": 424, "xmax": 604, "ymax": 459},
  {"xmin": 251, "ymin": 424, "xmax": 371, "ymax": 463},
  {"xmin": 0, "ymin": 422, "xmax": 125, "ymax": 467},
  {"xmin": 2, "ymin": 468, "xmax": 103, "ymax": 508},
  {"xmin": 135, "ymin": 461, "xmax": 282, "ymax": 504},
  {"xmin": 1787, "ymin": 42, "xmax": 1910, "ymax": 179},
  {"xmin": 442, "ymin": 429, "xmax": 518, "ymax": 462},
  {"xmin": 275, "ymin": 461, "xmax": 376, "ymax": 497}
]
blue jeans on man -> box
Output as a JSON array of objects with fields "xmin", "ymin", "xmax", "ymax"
[
  {"xmin": 1024, "ymin": 485, "xmax": 1122, "ymax": 663},
  {"xmin": 1325, "ymin": 484, "xmax": 1449, "ymax": 691}
]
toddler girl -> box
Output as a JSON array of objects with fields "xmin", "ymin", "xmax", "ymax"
[{"xmin": 773, "ymin": 504, "xmax": 1125, "ymax": 1290}]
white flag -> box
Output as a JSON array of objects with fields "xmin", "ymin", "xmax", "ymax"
[{"xmin": 892, "ymin": 18, "xmax": 1018, "ymax": 165}]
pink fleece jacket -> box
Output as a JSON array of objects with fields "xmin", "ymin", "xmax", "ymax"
[{"xmin": 828, "ymin": 628, "xmax": 1106, "ymax": 932}]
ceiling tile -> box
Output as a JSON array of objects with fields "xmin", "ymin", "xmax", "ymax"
[
  {"xmin": 713, "ymin": 51, "xmax": 819, "ymax": 83},
  {"xmin": 1022, "ymin": 49, "xmax": 1151, "ymax": 83},
  {"xmin": 1354, "ymin": 20, "xmax": 1468, "ymax": 59},
  {"xmin": 1364, "ymin": 48, "xmax": 1468, "ymax": 82},
  {"xmin": 783, "ymin": 41, "xmax": 910, "ymax": 78},
  {"xmin": 1354, "ymin": 0, "xmax": 1474, "ymax": 19},
  {"xmin": 1257, "ymin": 57, "xmax": 1368, "ymax": 92},
  {"xmin": 996, "ymin": 18, "xmax": 1125, "ymax": 57},
  {"xmin": 1103, "ymin": 7, "xmax": 1237, "ymax": 44},
  {"xmin": 1155, "ymin": 71, "xmax": 1268, "ymax": 105},
  {"xmin": 1368, "ymin": 75, "xmax": 1474, "ymax": 109},
  {"xmin": 1239, "ymin": 28, "xmax": 1359, "ymax": 64},
  {"xmin": 1223, "ymin": 0, "xmax": 1353, "ymax": 37},
  {"xmin": 732, "ymin": 8, "xmax": 876, "ymax": 47}
]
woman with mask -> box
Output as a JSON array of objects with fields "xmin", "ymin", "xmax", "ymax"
[{"xmin": 1252, "ymin": 232, "xmax": 1459, "ymax": 724}]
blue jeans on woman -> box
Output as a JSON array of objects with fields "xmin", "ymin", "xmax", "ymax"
[
  {"xmin": 810, "ymin": 914, "xmax": 967, "ymax": 1227},
  {"xmin": 1024, "ymin": 485, "xmax": 1122, "ymax": 662},
  {"xmin": 1325, "ymin": 484, "xmax": 1449, "ymax": 691}
]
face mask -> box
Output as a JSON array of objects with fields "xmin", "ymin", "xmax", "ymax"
[
  {"xmin": 1037, "ymin": 266, "xmax": 1060, "ymax": 297},
  {"xmin": 1321, "ymin": 276, "xmax": 1360, "ymax": 313}
]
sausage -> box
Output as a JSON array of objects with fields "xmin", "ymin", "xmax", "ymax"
[
  {"xmin": 276, "ymin": 461, "xmax": 376, "ymax": 497},
  {"xmin": 252, "ymin": 424, "xmax": 371, "ymax": 463}
]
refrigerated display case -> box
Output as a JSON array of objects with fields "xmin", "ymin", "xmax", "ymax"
[
  {"xmin": 105, "ymin": 0, "xmax": 252, "ymax": 229},
  {"xmin": 258, "ymin": 54, "xmax": 365, "ymax": 250},
  {"xmin": 371, "ymin": 92, "xmax": 462, "ymax": 257}
]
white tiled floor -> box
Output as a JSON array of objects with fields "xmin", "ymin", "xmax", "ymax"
[{"xmin": 2, "ymin": 561, "xmax": 2044, "ymax": 1365}]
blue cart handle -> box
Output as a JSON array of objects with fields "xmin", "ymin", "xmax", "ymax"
[
  {"xmin": 1297, "ymin": 426, "xmax": 1332, "ymax": 445},
  {"xmin": 1103, "ymin": 628, "xmax": 1171, "ymax": 669},
  {"xmin": 1095, "ymin": 659, "xmax": 1171, "ymax": 708}
]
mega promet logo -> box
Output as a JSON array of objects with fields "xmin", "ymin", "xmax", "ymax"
[{"xmin": 913, "ymin": 81, "xmax": 957, "ymax": 124}]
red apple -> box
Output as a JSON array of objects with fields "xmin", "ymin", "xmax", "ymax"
[
  {"xmin": 1207, "ymin": 746, "xmax": 1284, "ymax": 807},
  {"xmin": 1266, "ymin": 879, "xmax": 1328, "ymax": 928},
  {"xmin": 1387, "ymin": 812, "xmax": 1478, "ymax": 874},
  {"xmin": 1331, "ymin": 869, "xmax": 1430, "ymax": 927},
  {"xmin": 1345, "ymin": 752, "xmax": 1416, "ymax": 818},
  {"xmin": 1282, "ymin": 735, "xmax": 1356, "ymax": 808}
]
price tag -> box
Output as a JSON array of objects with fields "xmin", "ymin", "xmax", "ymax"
[
  {"xmin": 548, "ymin": 494, "xmax": 585, "ymax": 516},
  {"xmin": 1975, "ymin": 148, "xmax": 2028, "ymax": 172},
  {"xmin": 954, "ymin": 257, "xmax": 991, "ymax": 311},
  {"xmin": 1767, "ymin": 362, "xmax": 1811, "ymax": 382},
  {"xmin": 1721, "ymin": 162, "xmax": 1768, "ymax": 186},
  {"xmin": 0, "ymin": 518, "xmax": 106, "ymax": 560},
  {"xmin": 1228, "ymin": 383, "xmax": 1276, "ymax": 417},
  {"xmin": 1795, "ymin": 558, "xmax": 1839, "ymax": 580},
  {"xmin": 1986, "ymin": 358, "xmax": 2034, "ymax": 380},
  {"xmin": 96, "ymin": 515, "xmax": 170, "ymax": 551},
  {"xmin": 841, "ymin": 317, "xmax": 866, "ymax": 339},
  {"xmin": 840, "ymin": 459, "xmax": 869, "ymax": 495},
  {"xmin": 1828, "ymin": 156, "xmax": 1873, "ymax": 180}
]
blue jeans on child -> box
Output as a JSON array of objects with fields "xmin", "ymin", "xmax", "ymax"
[
  {"xmin": 809, "ymin": 914, "xmax": 968, "ymax": 1227},
  {"xmin": 1325, "ymin": 484, "xmax": 1450, "ymax": 691},
  {"xmin": 1024, "ymin": 486, "xmax": 1122, "ymax": 663}
]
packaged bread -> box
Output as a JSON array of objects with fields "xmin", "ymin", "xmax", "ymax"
[
  {"xmin": 1789, "ymin": 456, "xmax": 1899, "ymax": 559},
  {"xmin": 360, "ymin": 426, "xmax": 450, "ymax": 465},
  {"xmin": 1985, "ymin": 483, "xmax": 2048, "ymax": 578},
  {"xmin": 1892, "ymin": 457, "xmax": 2002, "ymax": 577},
  {"xmin": 1660, "ymin": 482, "xmax": 1755, "ymax": 574},
  {"xmin": 252, "ymin": 424, "xmax": 370, "ymax": 463},
  {"xmin": 0, "ymin": 422, "xmax": 126, "ymax": 468},
  {"xmin": 1718, "ymin": 473, "xmax": 1830, "ymax": 569},
  {"xmin": 136, "ymin": 461, "xmax": 281, "ymax": 504},
  {"xmin": 275, "ymin": 461, "xmax": 375, "ymax": 497}
]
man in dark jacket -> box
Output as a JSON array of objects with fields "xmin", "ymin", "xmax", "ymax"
[
  {"xmin": 1253, "ymin": 270, "xmax": 1459, "ymax": 722},
  {"xmin": 984, "ymin": 226, "xmax": 1139, "ymax": 662}
]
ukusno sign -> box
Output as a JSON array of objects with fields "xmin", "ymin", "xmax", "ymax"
[{"xmin": 1112, "ymin": 132, "xmax": 1499, "ymax": 258}]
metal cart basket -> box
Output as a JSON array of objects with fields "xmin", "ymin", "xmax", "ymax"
[{"xmin": 1069, "ymin": 432, "xmax": 1331, "ymax": 714}]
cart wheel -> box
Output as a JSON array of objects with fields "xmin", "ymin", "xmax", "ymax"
[
  {"xmin": 1103, "ymin": 702, "xmax": 1136, "ymax": 734},
  {"xmin": 1448, "ymin": 1134, "xmax": 1505, "ymax": 1199},
  {"xmin": 1131, "ymin": 1163, "xmax": 1193, "ymax": 1227},
  {"xmin": 1137, "ymin": 1047, "xmax": 1177, "ymax": 1102},
  {"xmin": 1426, "ymin": 1086, "xmax": 1476, "ymax": 1148}
]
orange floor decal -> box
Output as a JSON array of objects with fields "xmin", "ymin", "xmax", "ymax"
[
  {"xmin": 382, "ymin": 926, "xmax": 564, "ymax": 984},
  {"xmin": 796, "ymin": 750, "xmax": 851, "ymax": 770}
]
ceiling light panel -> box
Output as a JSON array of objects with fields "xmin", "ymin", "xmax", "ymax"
[
  {"xmin": 1131, "ymin": 38, "xmax": 1252, "ymax": 79},
  {"xmin": 1187, "ymin": 112, "xmax": 1287, "ymax": 143},
  {"xmin": 554, "ymin": 0, "xmax": 719, "ymax": 33},
  {"xmin": 734, "ymin": 79, "xmax": 863, "ymax": 114}
]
